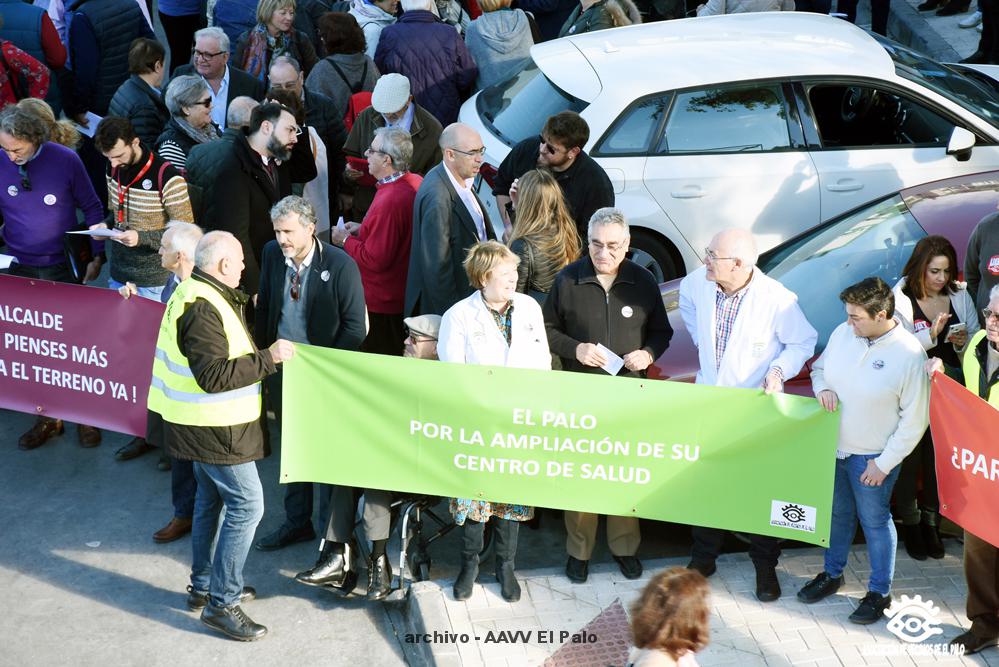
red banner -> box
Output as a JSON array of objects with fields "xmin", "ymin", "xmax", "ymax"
[
  {"xmin": 0, "ymin": 275, "xmax": 163, "ymax": 436},
  {"xmin": 929, "ymin": 371, "xmax": 999, "ymax": 548}
]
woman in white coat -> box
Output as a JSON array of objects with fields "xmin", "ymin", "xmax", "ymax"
[
  {"xmin": 892, "ymin": 235, "xmax": 979, "ymax": 561},
  {"xmin": 438, "ymin": 240, "xmax": 551, "ymax": 604}
]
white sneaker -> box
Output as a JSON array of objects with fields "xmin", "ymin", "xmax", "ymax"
[{"xmin": 960, "ymin": 10, "xmax": 982, "ymax": 27}]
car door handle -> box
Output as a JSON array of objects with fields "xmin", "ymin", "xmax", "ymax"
[
  {"xmin": 670, "ymin": 186, "xmax": 705, "ymax": 199},
  {"xmin": 826, "ymin": 180, "xmax": 864, "ymax": 193}
]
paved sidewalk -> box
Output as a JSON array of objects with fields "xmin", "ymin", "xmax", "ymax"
[
  {"xmin": 896, "ymin": 0, "xmax": 980, "ymax": 60},
  {"xmin": 407, "ymin": 543, "xmax": 990, "ymax": 667}
]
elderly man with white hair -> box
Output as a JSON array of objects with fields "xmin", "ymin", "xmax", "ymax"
[
  {"xmin": 148, "ymin": 230, "xmax": 294, "ymax": 641},
  {"xmin": 679, "ymin": 227, "xmax": 817, "ymax": 603}
]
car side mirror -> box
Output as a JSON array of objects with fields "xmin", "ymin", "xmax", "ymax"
[{"xmin": 947, "ymin": 126, "xmax": 976, "ymax": 162}]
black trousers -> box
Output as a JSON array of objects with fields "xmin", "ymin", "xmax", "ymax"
[
  {"xmin": 159, "ymin": 11, "xmax": 206, "ymax": 75},
  {"xmin": 979, "ymin": 0, "xmax": 999, "ymax": 62},
  {"xmin": 324, "ymin": 486, "xmax": 393, "ymax": 543},
  {"xmin": 361, "ymin": 312, "xmax": 406, "ymax": 356},
  {"xmin": 691, "ymin": 526, "xmax": 782, "ymax": 570},
  {"xmin": 837, "ymin": 0, "xmax": 891, "ymax": 35},
  {"xmin": 893, "ymin": 428, "xmax": 940, "ymax": 526}
]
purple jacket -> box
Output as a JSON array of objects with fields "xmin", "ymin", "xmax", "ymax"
[{"xmin": 374, "ymin": 10, "xmax": 477, "ymax": 126}]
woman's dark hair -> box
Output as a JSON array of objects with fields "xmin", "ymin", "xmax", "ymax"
[
  {"xmin": 317, "ymin": 12, "xmax": 366, "ymax": 55},
  {"xmin": 631, "ymin": 567, "xmax": 710, "ymax": 660},
  {"xmin": 265, "ymin": 88, "xmax": 305, "ymax": 124},
  {"xmin": 900, "ymin": 235, "xmax": 959, "ymax": 300},
  {"xmin": 840, "ymin": 276, "xmax": 895, "ymax": 318}
]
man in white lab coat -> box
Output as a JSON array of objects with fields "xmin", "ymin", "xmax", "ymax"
[{"xmin": 678, "ymin": 227, "xmax": 817, "ymax": 603}]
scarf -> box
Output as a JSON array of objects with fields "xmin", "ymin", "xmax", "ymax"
[
  {"xmin": 173, "ymin": 116, "xmax": 221, "ymax": 145},
  {"xmin": 242, "ymin": 24, "xmax": 292, "ymax": 82}
]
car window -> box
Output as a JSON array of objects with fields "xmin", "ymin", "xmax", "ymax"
[
  {"xmin": 760, "ymin": 195, "xmax": 926, "ymax": 350},
  {"xmin": 806, "ymin": 84, "xmax": 956, "ymax": 149},
  {"xmin": 476, "ymin": 63, "xmax": 587, "ymax": 148},
  {"xmin": 594, "ymin": 95, "xmax": 670, "ymax": 156},
  {"xmin": 659, "ymin": 85, "xmax": 791, "ymax": 154}
]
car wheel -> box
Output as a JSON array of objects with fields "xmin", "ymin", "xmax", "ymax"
[{"xmin": 629, "ymin": 229, "xmax": 681, "ymax": 282}]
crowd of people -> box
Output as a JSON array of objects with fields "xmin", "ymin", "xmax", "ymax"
[{"xmin": 1, "ymin": 0, "xmax": 998, "ymax": 657}]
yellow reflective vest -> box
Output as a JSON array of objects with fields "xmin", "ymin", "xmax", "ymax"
[
  {"xmin": 962, "ymin": 330, "xmax": 999, "ymax": 409},
  {"xmin": 147, "ymin": 277, "xmax": 262, "ymax": 426}
]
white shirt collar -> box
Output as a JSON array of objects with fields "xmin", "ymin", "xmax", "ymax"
[
  {"xmin": 285, "ymin": 239, "xmax": 317, "ymax": 272},
  {"xmin": 443, "ymin": 161, "xmax": 473, "ymax": 191}
]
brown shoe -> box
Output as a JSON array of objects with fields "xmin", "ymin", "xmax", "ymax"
[
  {"xmin": 77, "ymin": 424, "xmax": 101, "ymax": 448},
  {"xmin": 153, "ymin": 517, "xmax": 193, "ymax": 543},
  {"xmin": 18, "ymin": 417, "xmax": 64, "ymax": 450}
]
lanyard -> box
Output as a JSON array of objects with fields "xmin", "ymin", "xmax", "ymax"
[{"xmin": 114, "ymin": 152, "xmax": 155, "ymax": 225}]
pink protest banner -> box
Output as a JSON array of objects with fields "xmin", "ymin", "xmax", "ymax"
[{"xmin": 0, "ymin": 275, "xmax": 163, "ymax": 436}]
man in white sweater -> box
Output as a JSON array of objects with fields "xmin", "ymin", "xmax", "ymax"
[
  {"xmin": 679, "ymin": 228, "xmax": 817, "ymax": 603},
  {"xmin": 799, "ymin": 277, "xmax": 929, "ymax": 624}
]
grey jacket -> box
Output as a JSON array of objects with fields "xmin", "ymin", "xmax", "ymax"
[
  {"xmin": 305, "ymin": 52, "xmax": 381, "ymax": 121},
  {"xmin": 465, "ymin": 9, "xmax": 534, "ymax": 90}
]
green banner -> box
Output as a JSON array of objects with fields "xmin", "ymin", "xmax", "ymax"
[{"xmin": 281, "ymin": 345, "xmax": 839, "ymax": 546}]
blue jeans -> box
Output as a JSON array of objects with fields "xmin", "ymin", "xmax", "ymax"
[
  {"xmin": 824, "ymin": 454, "xmax": 901, "ymax": 596},
  {"xmin": 172, "ymin": 458, "xmax": 196, "ymax": 519},
  {"xmin": 108, "ymin": 277, "xmax": 165, "ymax": 301},
  {"xmin": 190, "ymin": 462, "xmax": 264, "ymax": 607}
]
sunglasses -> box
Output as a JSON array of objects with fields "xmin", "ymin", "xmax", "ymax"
[
  {"xmin": 290, "ymin": 268, "xmax": 301, "ymax": 301},
  {"xmin": 193, "ymin": 98, "xmax": 213, "ymax": 108}
]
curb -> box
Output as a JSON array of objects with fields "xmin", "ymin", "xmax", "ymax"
[{"xmin": 889, "ymin": 0, "xmax": 963, "ymax": 62}]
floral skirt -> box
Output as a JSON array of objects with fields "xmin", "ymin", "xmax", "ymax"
[{"xmin": 450, "ymin": 498, "xmax": 534, "ymax": 525}]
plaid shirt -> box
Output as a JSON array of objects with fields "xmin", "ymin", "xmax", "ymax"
[
  {"xmin": 714, "ymin": 283, "xmax": 749, "ymax": 371},
  {"xmin": 377, "ymin": 171, "xmax": 408, "ymax": 186}
]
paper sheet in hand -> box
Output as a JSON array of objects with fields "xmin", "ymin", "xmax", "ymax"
[
  {"xmin": 73, "ymin": 112, "xmax": 102, "ymax": 138},
  {"xmin": 336, "ymin": 216, "xmax": 347, "ymax": 232},
  {"xmin": 596, "ymin": 343, "xmax": 624, "ymax": 375},
  {"xmin": 66, "ymin": 228, "xmax": 123, "ymax": 238}
]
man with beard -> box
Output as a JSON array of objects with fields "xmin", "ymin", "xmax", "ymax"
[
  {"xmin": 492, "ymin": 111, "xmax": 614, "ymax": 242},
  {"xmin": 190, "ymin": 101, "xmax": 316, "ymax": 296},
  {"xmin": 253, "ymin": 195, "xmax": 367, "ymax": 554}
]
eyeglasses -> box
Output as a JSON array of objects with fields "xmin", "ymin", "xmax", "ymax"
[
  {"xmin": 450, "ymin": 146, "xmax": 486, "ymax": 157},
  {"xmin": 589, "ymin": 240, "xmax": 624, "ymax": 253},
  {"xmin": 289, "ymin": 268, "xmax": 301, "ymax": 301},
  {"xmin": 270, "ymin": 81, "xmax": 298, "ymax": 91},
  {"xmin": 704, "ymin": 248, "xmax": 736, "ymax": 263},
  {"xmin": 193, "ymin": 97, "xmax": 212, "ymax": 108},
  {"xmin": 193, "ymin": 50, "xmax": 225, "ymax": 60},
  {"xmin": 17, "ymin": 164, "xmax": 30, "ymax": 191},
  {"xmin": 293, "ymin": 125, "xmax": 303, "ymax": 136},
  {"xmin": 406, "ymin": 328, "xmax": 436, "ymax": 343},
  {"xmin": 364, "ymin": 146, "xmax": 387, "ymax": 157},
  {"xmin": 984, "ymin": 308, "xmax": 999, "ymax": 322}
]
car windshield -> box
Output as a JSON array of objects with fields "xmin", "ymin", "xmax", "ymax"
[
  {"xmin": 759, "ymin": 195, "xmax": 926, "ymax": 350},
  {"xmin": 876, "ymin": 36, "xmax": 999, "ymax": 126},
  {"xmin": 476, "ymin": 63, "xmax": 587, "ymax": 147}
]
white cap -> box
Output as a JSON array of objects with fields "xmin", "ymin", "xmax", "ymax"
[{"xmin": 371, "ymin": 73, "xmax": 411, "ymax": 114}]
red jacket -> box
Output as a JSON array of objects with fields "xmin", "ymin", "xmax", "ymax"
[
  {"xmin": 0, "ymin": 40, "xmax": 49, "ymax": 107},
  {"xmin": 344, "ymin": 172, "xmax": 422, "ymax": 313}
]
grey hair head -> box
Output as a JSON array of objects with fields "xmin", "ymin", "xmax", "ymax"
[
  {"xmin": 587, "ymin": 207, "xmax": 629, "ymax": 240},
  {"xmin": 990, "ymin": 284, "xmax": 999, "ymax": 304},
  {"xmin": 374, "ymin": 127, "xmax": 413, "ymax": 172},
  {"xmin": 0, "ymin": 105, "xmax": 50, "ymax": 146},
  {"xmin": 165, "ymin": 75, "xmax": 210, "ymax": 118},
  {"xmin": 270, "ymin": 195, "xmax": 317, "ymax": 228},
  {"xmin": 226, "ymin": 96, "xmax": 259, "ymax": 129},
  {"xmin": 195, "ymin": 230, "xmax": 238, "ymax": 270},
  {"xmin": 194, "ymin": 26, "xmax": 230, "ymax": 53},
  {"xmin": 165, "ymin": 221, "xmax": 204, "ymax": 261},
  {"xmin": 269, "ymin": 55, "xmax": 301, "ymax": 74}
]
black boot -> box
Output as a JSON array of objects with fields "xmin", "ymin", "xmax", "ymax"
[
  {"xmin": 295, "ymin": 541, "xmax": 358, "ymax": 594},
  {"xmin": 367, "ymin": 553, "xmax": 392, "ymax": 600},
  {"xmin": 901, "ymin": 524, "xmax": 927, "ymax": 561},
  {"xmin": 453, "ymin": 520, "xmax": 484, "ymax": 601},
  {"xmin": 922, "ymin": 521, "xmax": 945, "ymax": 559},
  {"xmin": 493, "ymin": 519, "xmax": 521, "ymax": 602}
]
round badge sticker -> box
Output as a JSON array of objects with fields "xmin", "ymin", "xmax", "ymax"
[
  {"xmin": 7, "ymin": 185, "xmax": 17, "ymax": 197},
  {"xmin": 141, "ymin": 179, "xmax": 153, "ymax": 190},
  {"xmin": 621, "ymin": 306, "xmax": 634, "ymax": 318},
  {"xmin": 43, "ymin": 194, "xmax": 57, "ymax": 205}
]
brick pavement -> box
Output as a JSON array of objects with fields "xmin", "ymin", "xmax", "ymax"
[{"xmin": 406, "ymin": 544, "xmax": 995, "ymax": 667}]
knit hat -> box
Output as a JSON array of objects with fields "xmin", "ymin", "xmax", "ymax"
[
  {"xmin": 404, "ymin": 314, "xmax": 442, "ymax": 339},
  {"xmin": 372, "ymin": 74, "xmax": 411, "ymax": 114}
]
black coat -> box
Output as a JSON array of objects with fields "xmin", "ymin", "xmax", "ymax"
[
  {"xmin": 404, "ymin": 162, "xmax": 495, "ymax": 316},
  {"xmin": 172, "ymin": 63, "xmax": 266, "ymax": 116},
  {"xmin": 185, "ymin": 129, "xmax": 318, "ymax": 295},
  {"xmin": 543, "ymin": 256, "xmax": 672, "ymax": 376},
  {"xmin": 108, "ymin": 75, "xmax": 169, "ymax": 148},
  {"xmin": 254, "ymin": 238, "xmax": 367, "ymax": 352}
]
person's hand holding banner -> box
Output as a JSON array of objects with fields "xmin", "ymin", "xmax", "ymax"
[{"xmin": 269, "ymin": 339, "xmax": 296, "ymax": 364}]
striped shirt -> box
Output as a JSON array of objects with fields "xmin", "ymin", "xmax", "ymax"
[
  {"xmin": 157, "ymin": 141, "xmax": 190, "ymax": 172},
  {"xmin": 714, "ymin": 281, "xmax": 750, "ymax": 371}
]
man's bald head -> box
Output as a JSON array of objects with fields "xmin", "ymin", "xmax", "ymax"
[
  {"xmin": 711, "ymin": 228, "xmax": 758, "ymax": 267},
  {"xmin": 195, "ymin": 231, "xmax": 244, "ymax": 289},
  {"xmin": 227, "ymin": 96, "xmax": 259, "ymax": 130},
  {"xmin": 440, "ymin": 123, "xmax": 484, "ymax": 180}
]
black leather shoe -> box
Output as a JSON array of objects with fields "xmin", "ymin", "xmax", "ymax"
[
  {"xmin": 686, "ymin": 559, "xmax": 716, "ymax": 578},
  {"xmin": 936, "ymin": 1, "xmax": 970, "ymax": 15},
  {"xmin": 295, "ymin": 543, "xmax": 356, "ymax": 594},
  {"xmin": 901, "ymin": 524, "xmax": 927, "ymax": 561},
  {"xmin": 951, "ymin": 630, "xmax": 999, "ymax": 655},
  {"xmin": 565, "ymin": 556, "xmax": 589, "ymax": 583},
  {"xmin": 755, "ymin": 567, "xmax": 781, "ymax": 602},
  {"xmin": 849, "ymin": 592, "xmax": 891, "ymax": 624},
  {"xmin": 614, "ymin": 555, "xmax": 643, "ymax": 580},
  {"xmin": 255, "ymin": 524, "xmax": 316, "ymax": 551},
  {"xmin": 186, "ymin": 585, "xmax": 256, "ymax": 611},
  {"xmin": 200, "ymin": 603, "xmax": 267, "ymax": 641},
  {"xmin": 367, "ymin": 554, "xmax": 392, "ymax": 601},
  {"xmin": 922, "ymin": 523, "xmax": 945, "ymax": 559},
  {"xmin": 797, "ymin": 572, "xmax": 843, "ymax": 603},
  {"xmin": 114, "ymin": 437, "xmax": 155, "ymax": 461}
]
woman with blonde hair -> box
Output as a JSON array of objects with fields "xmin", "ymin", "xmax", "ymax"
[
  {"xmin": 16, "ymin": 98, "xmax": 79, "ymax": 149},
  {"xmin": 629, "ymin": 567, "xmax": 710, "ymax": 666},
  {"xmin": 507, "ymin": 168, "xmax": 581, "ymax": 303},
  {"xmin": 235, "ymin": 0, "xmax": 318, "ymax": 83}
]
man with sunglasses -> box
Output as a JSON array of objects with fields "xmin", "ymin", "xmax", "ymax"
[
  {"xmin": 493, "ymin": 110, "xmax": 614, "ymax": 243},
  {"xmin": 254, "ymin": 195, "xmax": 366, "ymax": 553}
]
